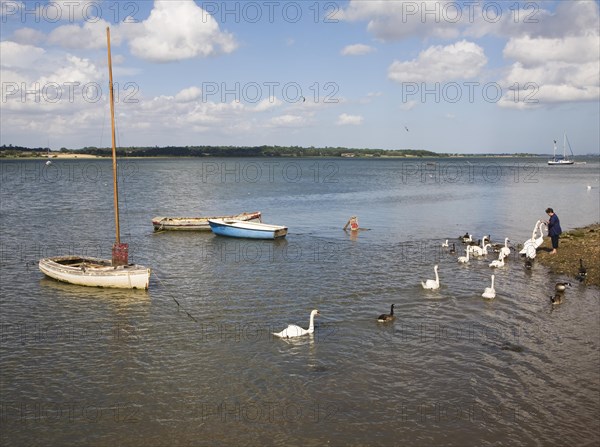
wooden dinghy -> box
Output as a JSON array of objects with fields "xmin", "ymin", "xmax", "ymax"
[
  {"xmin": 152, "ymin": 211, "xmax": 261, "ymax": 231},
  {"xmin": 39, "ymin": 256, "xmax": 150, "ymax": 289},
  {"xmin": 208, "ymin": 219, "xmax": 287, "ymax": 240}
]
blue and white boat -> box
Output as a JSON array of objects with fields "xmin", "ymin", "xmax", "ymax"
[{"xmin": 208, "ymin": 219, "xmax": 288, "ymax": 239}]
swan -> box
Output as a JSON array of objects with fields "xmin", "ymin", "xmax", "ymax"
[
  {"xmin": 441, "ymin": 240, "xmax": 449, "ymax": 248},
  {"xmin": 469, "ymin": 243, "xmax": 492, "ymax": 257},
  {"xmin": 457, "ymin": 248, "xmax": 470, "ymax": 264},
  {"xmin": 421, "ymin": 265, "xmax": 440, "ymax": 290},
  {"xmin": 482, "ymin": 275, "xmax": 496, "ymax": 299},
  {"xmin": 577, "ymin": 259, "xmax": 587, "ymax": 281},
  {"xmin": 550, "ymin": 294, "xmax": 563, "ymax": 305},
  {"xmin": 377, "ymin": 304, "xmax": 395, "ymax": 322},
  {"xmin": 499, "ymin": 238, "xmax": 511, "ymax": 258},
  {"xmin": 273, "ymin": 309, "xmax": 320, "ymax": 338},
  {"xmin": 519, "ymin": 221, "xmax": 545, "ymax": 256},
  {"xmin": 555, "ymin": 282, "xmax": 571, "ymax": 292},
  {"xmin": 467, "ymin": 236, "xmax": 486, "ymax": 254},
  {"xmin": 489, "ymin": 253, "xmax": 506, "ymax": 268}
]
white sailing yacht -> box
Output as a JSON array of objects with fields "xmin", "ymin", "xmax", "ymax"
[
  {"xmin": 548, "ymin": 133, "xmax": 574, "ymax": 165},
  {"xmin": 39, "ymin": 27, "xmax": 151, "ymax": 289}
]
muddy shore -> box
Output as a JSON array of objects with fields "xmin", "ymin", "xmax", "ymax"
[{"xmin": 535, "ymin": 223, "xmax": 599, "ymax": 287}]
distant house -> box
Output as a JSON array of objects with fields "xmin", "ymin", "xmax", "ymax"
[{"xmin": 341, "ymin": 153, "xmax": 355, "ymax": 158}]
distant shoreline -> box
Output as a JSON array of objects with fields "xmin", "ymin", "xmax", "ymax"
[{"xmin": 4, "ymin": 144, "xmax": 593, "ymax": 159}]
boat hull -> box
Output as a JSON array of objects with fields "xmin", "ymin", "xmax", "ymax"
[
  {"xmin": 547, "ymin": 160, "xmax": 574, "ymax": 165},
  {"xmin": 152, "ymin": 211, "xmax": 261, "ymax": 231},
  {"xmin": 208, "ymin": 219, "xmax": 287, "ymax": 239},
  {"xmin": 39, "ymin": 256, "xmax": 151, "ymax": 289}
]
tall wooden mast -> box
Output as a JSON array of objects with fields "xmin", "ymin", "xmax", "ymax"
[{"xmin": 106, "ymin": 26, "xmax": 120, "ymax": 244}]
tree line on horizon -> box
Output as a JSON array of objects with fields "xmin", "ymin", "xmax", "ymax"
[{"xmin": 0, "ymin": 144, "xmax": 442, "ymax": 158}]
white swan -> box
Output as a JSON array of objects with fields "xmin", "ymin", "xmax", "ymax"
[
  {"xmin": 489, "ymin": 253, "xmax": 506, "ymax": 268},
  {"xmin": 499, "ymin": 238, "xmax": 511, "ymax": 258},
  {"xmin": 421, "ymin": 265, "xmax": 440, "ymax": 289},
  {"xmin": 457, "ymin": 248, "xmax": 470, "ymax": 264},
  {"xmin": 467, "ymin": 236, "xmax": 484, "ymax": 254},
  {"xmin": 519, "ymin": 221, "xmax": 546, "ymax": 256},
  {"xmin": 441, "ymin": 240, "xmax": 449, "ymax": 248},
  {"xmin": 482, "ymin": 275, "xmax": 496, "ymax": 299},
  {"xmin": 273, "ymin": 309, "xmax": 320, "ymax": 338},
  {"xmin": 470, "ymin": 243, "xmax": 492, "ymax": 257}
]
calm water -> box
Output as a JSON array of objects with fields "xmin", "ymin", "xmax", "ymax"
[{"xmin": 1, "ymin": 157, "xmax": 599, "ymax": 446}]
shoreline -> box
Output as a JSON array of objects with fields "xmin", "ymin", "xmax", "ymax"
[
  {"xmin": 535, "ymin": 223, "xmax": 600, "ymax": 287},
  {"xmin": 3, "ymin": 154, "xmax": 595, "ymax": 160}
]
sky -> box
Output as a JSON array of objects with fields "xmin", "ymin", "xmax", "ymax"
[{"xmin": 1, "ymin": 0, "xmax": 599, "ymax": 154}]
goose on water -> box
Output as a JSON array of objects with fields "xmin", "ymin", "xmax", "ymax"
[
  {"xmin": 421, "ymin": 265, "xmax": 440, "ymax": 290},
  {"xmin": 482, "ymin": 275, "xmax": 496, "ymax": 299},
  {"xmin": 449, "ymin": 243, "xmax": 456, "ymax": 254},
  {"xmin": 460, "ymin": 233, "xmax": 473, "ymax": 243},
  {"xmin": 577, "ymin": 259, "xmax": 587, "ymax": 281},
  {"xmin": 377, "ymin": 304, "xmax": 395, "ymax": 322},
  {"xmin": 550, "ymin": 294, "xmax": 563, "ymax": 305},
  {"xmin": 273, "ymin": 309, "xmax": 320, "ymax": 338},
  {"xmin": 555, "ymin": 282, "xmax": 571, "ymax": 292}
]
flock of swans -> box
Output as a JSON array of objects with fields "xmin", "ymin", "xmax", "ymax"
[
  {"xmin": 421, "ymin": 232, "xmax": 510, "ymax": 301},
  {"xmin": 419, "ymin": 221, "xmax": 584, "ymax": 308},
  {"xmin": 273, "ymin": 220, "xmax": 590, "ymax": 338}
]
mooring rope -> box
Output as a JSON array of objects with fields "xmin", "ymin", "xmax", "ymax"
[{"xmin": 152, "ymin": 271, "xmax": 198, "ymax": 322}]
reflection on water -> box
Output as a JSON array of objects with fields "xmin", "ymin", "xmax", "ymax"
[{"xmin": 1, "ymin": 157, "xmax": 599, "ymax": 446}]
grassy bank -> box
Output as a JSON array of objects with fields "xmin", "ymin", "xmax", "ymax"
[{"xmin": 535, "ymin": 224, "xmax": 600, "ymax": 287}]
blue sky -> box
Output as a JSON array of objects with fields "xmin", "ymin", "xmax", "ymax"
[{"xmin": 1, "ymin": 0, "xmax": 599, "ymax": 154}]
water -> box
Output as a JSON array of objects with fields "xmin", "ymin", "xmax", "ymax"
[{"xmin": 1, "ymin": 157, "xmax": 599, "ymax": 446}]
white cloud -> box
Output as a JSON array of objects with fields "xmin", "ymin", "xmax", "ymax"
[
  {"xmin": 11, "ymin": 27, "xmax": 45, "ymax": 45},
  {"xmin": 498, "ymin": 33, "xmax": 600, "ymax": 107},
  {"xmin": 0, "ymin": 41, "xmax": 45, "ymax": 68},
  {"xmin": 336, "ymin": 113, "xmax": 363, "ymax": 126},
  {"xmin": 47, "ymin": 20, "xmax": 112, "ymax": 50},
  {"xmin": 341, "ymin": 44, "xmax": 375, "ymax": 56},
  {"xmin": 466, "ymin": 0, "xmax": 599, "ymax": 40},
  {"xmin": 254, "ymin": 96, "xmax": 282, "ymax": 112},
  {"xmin": 269, "ymin": 114, "xmax": 305, "ymax": 127},
  {"xmin": 388, "ymin": 40, "xmax": 487, "ymax": 83},
  {"xmin": 400, "ymin": 100, "xmax": 417, "ymax": 111},
  {"xmin": 175, "ymin": 86, "xmax": 202, "ymax": 102},
  {"xmin": 127, "ymin": 0, "xmax": 237, "ymax": 62},
  {"xmin": 503, "ymin": 35, "xmax": 599, "ymax": 67},
  {"xmin": 340, "ymin": 0, "xmax": 462, "ymax": 41}
]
